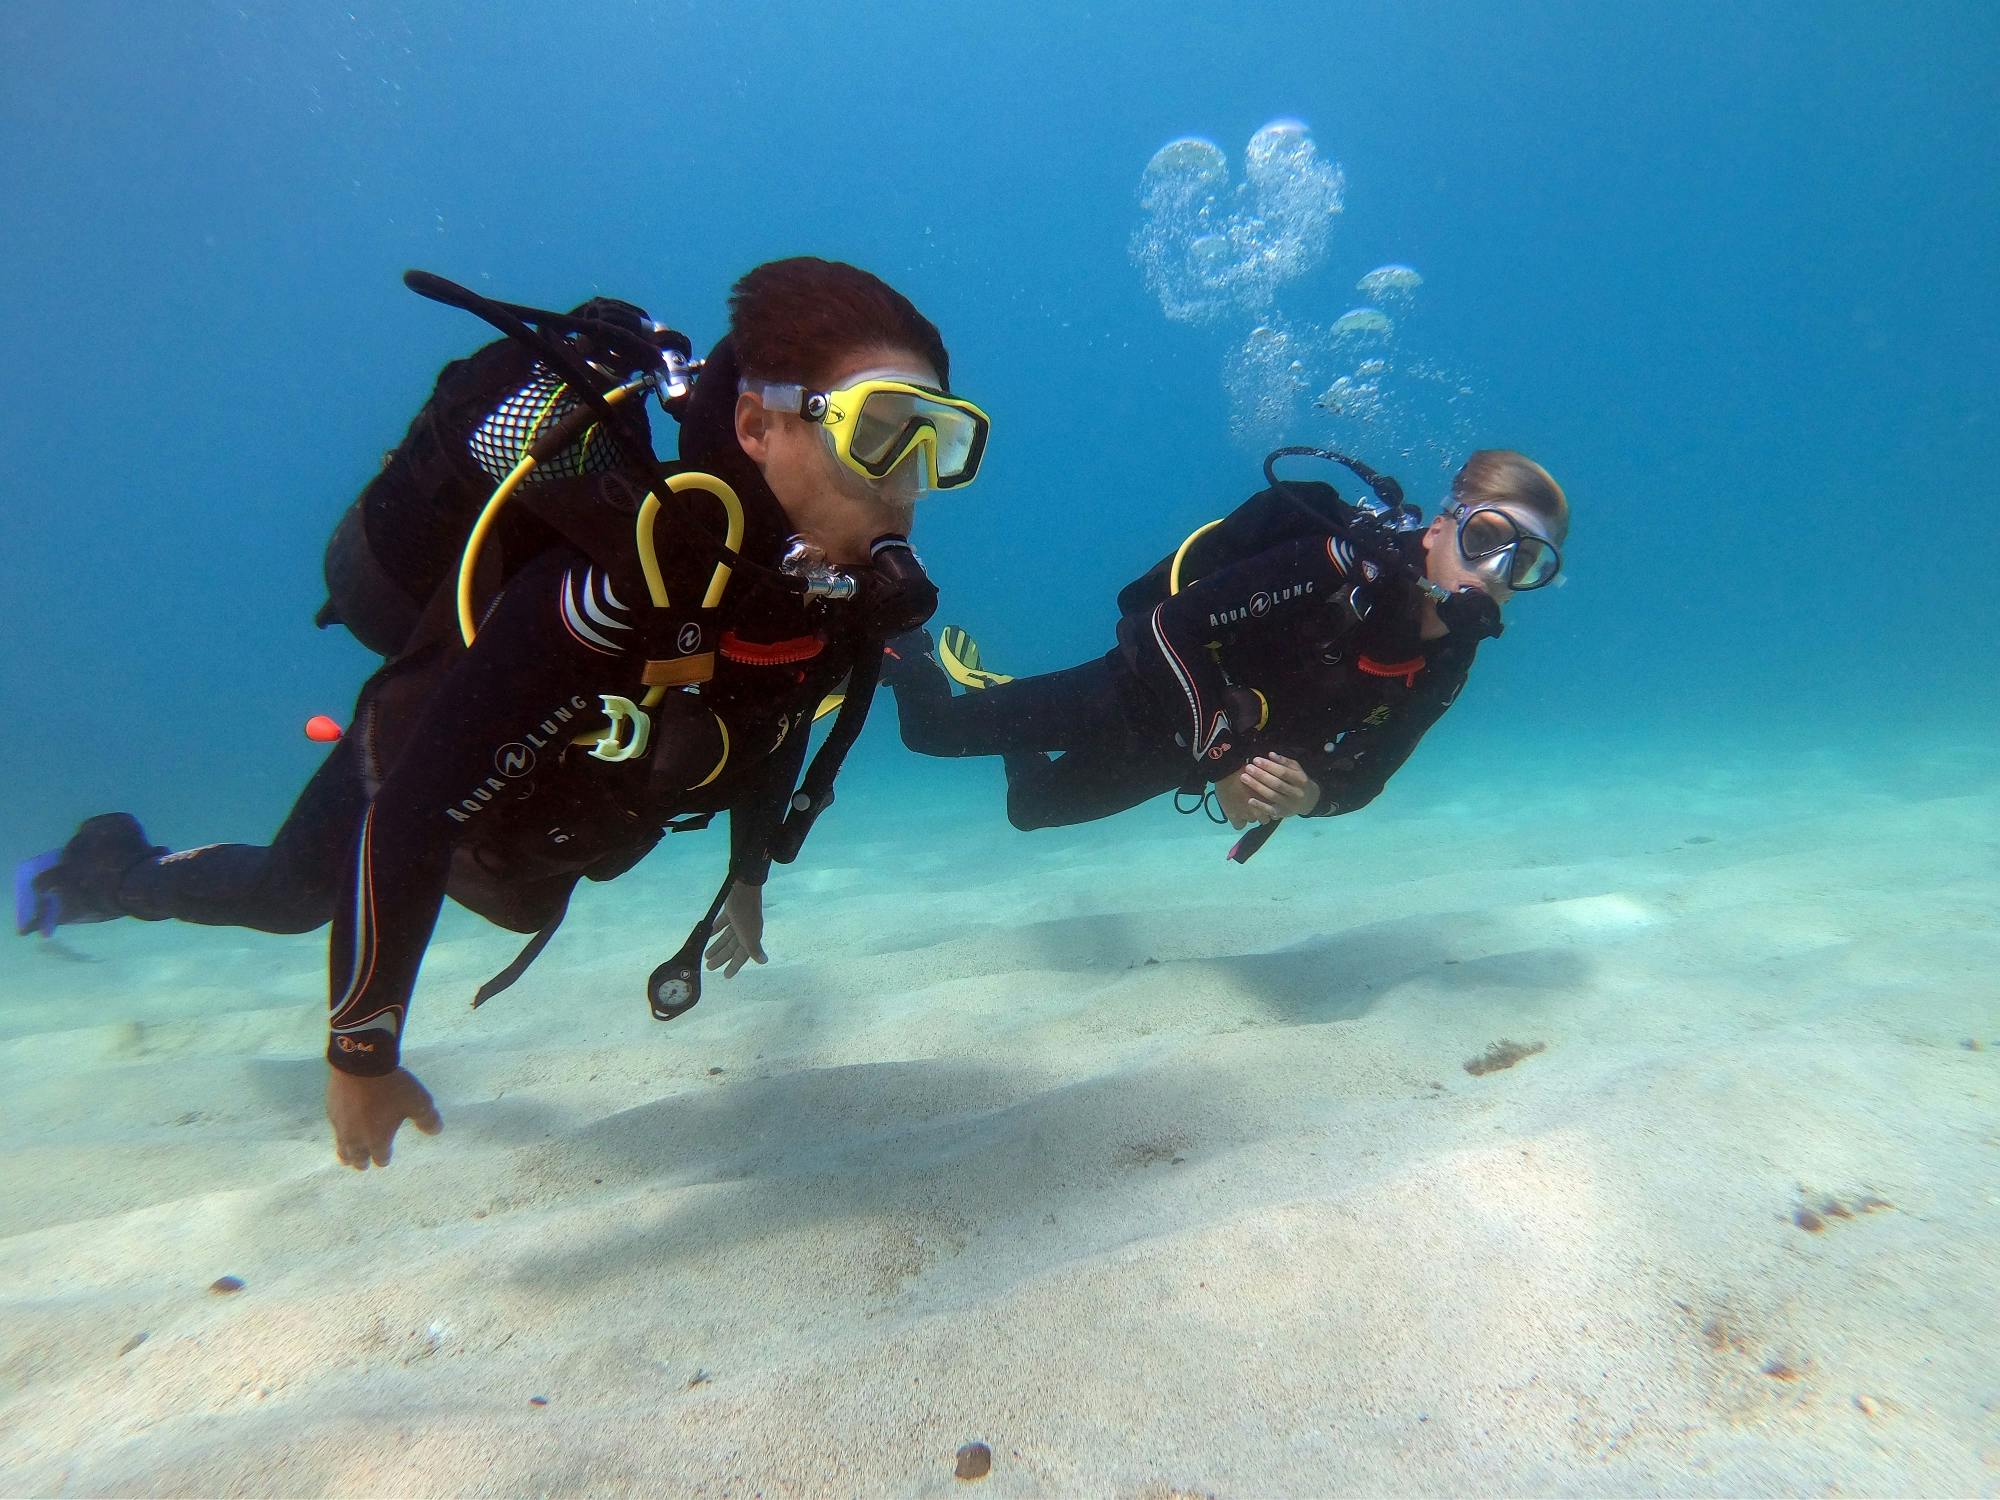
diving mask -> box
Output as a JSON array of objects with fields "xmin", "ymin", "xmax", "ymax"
[
  {"xmin": 1443, "ymin": 501, "xmax": 1562, "ymax": 591},
  {"xmin": 743, "ymin": 372, "xmax": 990, "ymax": 493}
]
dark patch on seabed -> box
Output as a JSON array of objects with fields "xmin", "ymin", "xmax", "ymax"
[
  {"xmin": 1790, "ymin": 1192, "xmax": 1893, "ymax": 1234},
  {"xmin": 1464, "ymin": 1038, "xmax": 1546, "ymax": 1076}
]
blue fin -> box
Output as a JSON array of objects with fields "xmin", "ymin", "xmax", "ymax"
[{"xmin": 14, "ymin": 848, "xmax": 63, "ymax": 938}]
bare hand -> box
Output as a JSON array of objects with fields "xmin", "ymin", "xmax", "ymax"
[
  {"xmin": 704, "ymin": 880, "xmax": 768, "ymax": 978},
  {"xmin": 1213, "ymin": 774, "xmax": 1262, "ymax": 830},
  {"xmin": 326, "ymin": 1064, "xmax": 442, "ymax": 1170},
  {"xmin": 1235, "ymin": 754, "xmax": 1321, "ymax": 824}
]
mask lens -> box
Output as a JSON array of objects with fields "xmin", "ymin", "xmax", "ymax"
[
  {"xmin": 1459, "ymin": 509, "xmax": 1515, "ymax": 556},
  {"xmin": 927, "ymin": 407, "xmax": 979, "ymax": 478},
  {"xmin": 1458, "ymin": 506, "xmax": 1560, "ymax": 590},
  {"xmin": 848, "ymin": 388, "xmax": 986, "ymax": 485},
  {"xmin": 1508, "ymin": 538, "xmax": 1560, "ymax": 588},
  {"xmin": 849, "ymin": 394, "xmax": 919, "ymax": 470}
]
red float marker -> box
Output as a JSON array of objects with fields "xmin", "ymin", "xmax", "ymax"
[{"xmin": 304, "ymin": 715, "xmax": 344, "ymax": 743}]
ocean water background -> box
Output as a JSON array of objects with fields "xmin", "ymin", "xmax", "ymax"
[
  {"xmin": 4, "ymin": 8, "xmax": 2000, "ymax": 1492},
  {"xmin": 1, "ymin": 0, "xmax": 1994, "ymax": 877}
]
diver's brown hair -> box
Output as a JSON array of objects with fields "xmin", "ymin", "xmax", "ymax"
[
  {"xmin": 729, "ymin": 257, "xmax": 950, "ymax": 391},
  {"xmin": 1452, "ymin": 450, "xmax": 1569, "ymax": 540}
]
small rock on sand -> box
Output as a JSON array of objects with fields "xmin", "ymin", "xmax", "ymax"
[{"xmin": 955, "ymin": 1442, "xmax": 992, "ymax": 1480}]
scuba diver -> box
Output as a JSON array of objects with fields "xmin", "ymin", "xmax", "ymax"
[
  {"xmin": 14, "ymin": 256, "xmax": 991, "ymax": 1171},
  {"xmin": 883, "ymin": 448, "xmax": 1566, "ymax": 858}
]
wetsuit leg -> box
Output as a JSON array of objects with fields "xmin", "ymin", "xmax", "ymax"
[
  {"xmin": 115, "ymin": 738, "xmax": 366, "ymax": 934},
  {"xmin": 891, "ymin": 652, "xmax": 1133, "ymax": 758},
  {"xmin": 888, "ymin": 650, "xmax": 1189, "ymax": 829},
  {"xmin": 1000, "ymin": 744, "xmax": 1187, "ymax": 830}
]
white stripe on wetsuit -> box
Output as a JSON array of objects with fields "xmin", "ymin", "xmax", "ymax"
[
  {"xmin": 561, "ymin": 566, "xmax": 631, "ymax": 655},
  {"xmin": 1149, "ymin": 602, "xmax": 1227, "ymax": 759},
  {"xmin": 328, "ymin": 806, "xmax": 401, "ymax": 1040}
]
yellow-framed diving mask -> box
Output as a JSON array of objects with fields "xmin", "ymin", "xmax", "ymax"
[{"xmin": 742, "ymin": 371, "xmax": 990, "ymax": 493}]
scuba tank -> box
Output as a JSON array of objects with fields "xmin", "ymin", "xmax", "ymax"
[{"xmin": 315, "ymin": 284, "xmax": 693, "ymax": 657}]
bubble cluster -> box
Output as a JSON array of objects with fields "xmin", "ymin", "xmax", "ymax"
[
  {"xmin": 1222, "ymin": 288, "xmax": 1475, "ymax": 470},
  {"xmin": 1224, "ymin": 324, "xmax": 1312, "ymax": 446},
  {"xmin": 1313, "ymin": 350, "xmax": 1477, "ymax": 476},
  {"xmin": 1316, "ymin": 372, "xmax": 1387, "ymax": 424},
  {"xmin": 1132, "ymin": 127, "xmax": 1477, "ymax": 472},
  {"xmin": 1130, "ymin": 120, "xmax": 1346, "ymax": 324}
]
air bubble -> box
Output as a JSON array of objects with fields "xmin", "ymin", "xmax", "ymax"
[
  {"xmin": 1332, "ymin": 307, "xmax": 1393, "ymax": 340},
  {"xmin": 1357, "ymin": 264, "xmax": 1423, "ymax": 306}
]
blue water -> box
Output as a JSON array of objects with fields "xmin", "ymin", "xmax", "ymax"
[
  {"xmin": 1, "ymin": 0, "xmax": 1994, "ymax": 860},
  {"xmin": 5, "ymin": 9, "xmax": 2000, "ymax": 1491}
]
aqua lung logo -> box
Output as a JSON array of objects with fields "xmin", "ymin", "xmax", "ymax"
[
  {"xmin": 447, "ymin": 695, "xmax": 592, "ymax": 823},
  {"xmin": 677, "ymin": 622, "xmax": 702, "ymax": 654},
  {"xmin": 1208, "ymin": 580, "xmax": 1314, "ymax": 629}
]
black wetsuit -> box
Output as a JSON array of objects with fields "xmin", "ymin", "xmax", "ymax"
[
  {"xmin": 108, "ymin": 334, "xmax": 864, "ymax": 1076},
  {"xmin": 890, "ymin": 483, "xmax": 1477, "ymax": 830}
]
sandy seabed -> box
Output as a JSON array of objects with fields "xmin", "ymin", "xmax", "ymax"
[{"xmin": 1, "ymin": 736, "xmax": 1995, "ymax": 1498}]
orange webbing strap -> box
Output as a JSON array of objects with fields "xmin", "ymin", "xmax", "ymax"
[{"xmin": 642, "ymin": 654, "xmax": 717, "ymax": 688}]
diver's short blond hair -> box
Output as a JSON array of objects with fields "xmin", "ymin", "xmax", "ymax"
[{"xmin": 1452, "ymin": 450, "xmax": 1568, "ymax": 542}]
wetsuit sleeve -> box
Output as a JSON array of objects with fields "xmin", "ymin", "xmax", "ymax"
[
  {"xmin": 1298, "ymin": 659, "xmax": 1470, "ymax": 818},
  {"xmin": 725, "ymin": 708, "xmax": 814, "ymax": 888},
  {"xmin": 326, "ymin": 549, "xmax": 630, "ymax": 1076},
  {"xmin": 1115, "ymin": 531, "xmax": 1354, "ymax": 778}
]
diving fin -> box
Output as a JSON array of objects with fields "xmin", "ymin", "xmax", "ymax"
[
  {"xmin": 14, "ymin": 813, "xmax": 166, "ymax": 936},
  {"xmin": 937, "ymin": 626, "xmax": 1013, "ymax": 690},
  {"xmin": 14, "ymin": 848, "xmax": 62, "ymax": 938}
]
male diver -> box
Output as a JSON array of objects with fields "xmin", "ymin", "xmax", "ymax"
[
  {"xmin": 15, "ymin": 257, "xmax": 991, "ymax": 1171},
  {"xmin": 885, "ymin": 448, "xmax": 1565, "ymax": 851}
]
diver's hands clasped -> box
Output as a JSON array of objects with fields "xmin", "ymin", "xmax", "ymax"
[
  {"xmin": 1216, "ymin": 754, "xmax": 1320, "ymax": 829},
  {"xmin": 705, "ymin": 879, "xmax": 769, "ymax": 978}
]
